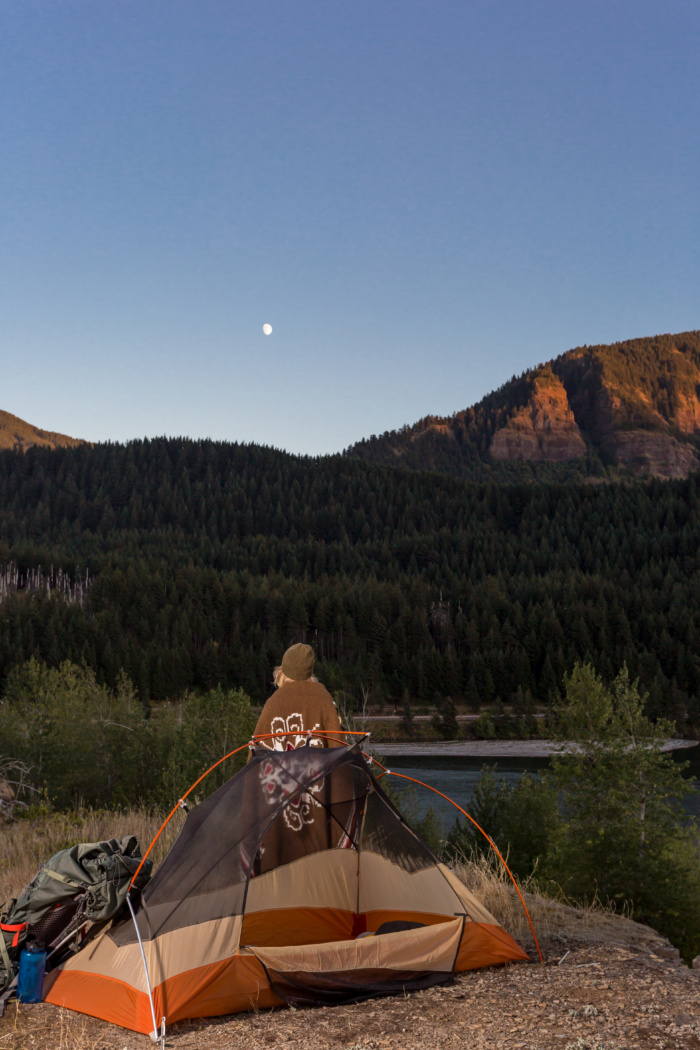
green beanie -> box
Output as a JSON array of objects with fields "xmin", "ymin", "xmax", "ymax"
[{"xmin": 281, "ymin": 643, "xmax": 315, "ymax": 681}]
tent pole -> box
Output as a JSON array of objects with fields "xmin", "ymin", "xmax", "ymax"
[
  {"xmin": 126, "ymin": 893, "xmax": 160, "ymax": 1043},
  {"xmin": 372, "ymin": 765, "xmax": 544, "ymax": 964},
  {"xmin": 128, "ymin": 731, "xmax": 369, "ymax": 893}
]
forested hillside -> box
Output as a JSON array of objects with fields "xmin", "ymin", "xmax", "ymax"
[
  {"xmin": 347, "ymin": 330, "xmax": 700, "ymax": 480},
  {"xmin": 0, "ymin": 439, "xmax": 699, "ymax": 728}
]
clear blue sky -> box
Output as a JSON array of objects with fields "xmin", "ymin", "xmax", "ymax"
[{"xmin": 2, "ymin": 1, "xmax": 698, "ymax": 454}]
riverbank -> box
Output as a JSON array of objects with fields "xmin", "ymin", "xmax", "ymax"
[{"xmin": 367, "ymin": 738, "xmax": 700, "ymax": 758}]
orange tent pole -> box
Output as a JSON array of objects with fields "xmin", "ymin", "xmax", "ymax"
[
  {"xmin": 365, "ymin": 755, "xmax": 543, "ymax": 963},
  {"xmin": 129, "ymin": 740, "xmax": 251, "ymax": 889},
  {"xmin": 130, "ymin": 730, "xmax": 543, "ymax": 965}
]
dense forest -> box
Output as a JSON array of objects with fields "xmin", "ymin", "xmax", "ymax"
[
  {"xmin": 347, "ymin": 330, "xmax": 700, "ymax": 478},
  {"xmin": 0, "ymin": 438, "xmax": 698, "ymax": 728}
]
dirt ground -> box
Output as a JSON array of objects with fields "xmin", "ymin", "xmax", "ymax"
[{"xmin": 2, "ymin": 936, "xmax": 699, "ymax": 1050}]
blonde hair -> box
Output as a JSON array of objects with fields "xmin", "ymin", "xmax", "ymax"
[{"xmin": 273, "ymin": 667, "xmax": 318, "ymax": 689}]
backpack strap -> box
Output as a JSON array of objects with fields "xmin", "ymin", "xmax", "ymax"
[
  {"xmin": 43, "ymin": 869, "xmax": 83, "ymax": 889},
  {"xmin": 0, "ymin": 923, "xmax": 17, "ymax": 1015},
  {"xmin": 0, "ymin": 923, "xmax": 27, "ymax": 949},
  {"xmin": 0, "ymin": 927, "xmax": 14, "ymax": 977},
  {"xmin": 0, "ymin": 976, "xmax": 18, "ymax": 1018}
]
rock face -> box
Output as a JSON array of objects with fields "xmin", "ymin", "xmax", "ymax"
[
  {"xmin": 671, "ymin": 389, "xmax": 700, "ymax": 434},
  {"xmin": 488, "ymin": 370, "xmax": 700, "ymax": 478},
  {"xmin": 490, "ymin": 373, "xmax": 587, "ymax": 463},
  {"xmin": 605, "ymin": 430, "xmax": 700, "ymax": 479},
  {"xmin": 488, "ymin": 340, "xmax": 700, "ymax": 478},
  {"xmin": 346, "ymin": 330, "xmax": 700, "ymax": 480}
]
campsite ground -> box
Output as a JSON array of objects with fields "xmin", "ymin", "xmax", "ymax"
[
  {"xmin": 3, "ymin": 934, "xmax": 700, "ymax": 1050},
  {"xmin": 3, "ymin": 813, "xmax": 700, "ymax": 1050}
]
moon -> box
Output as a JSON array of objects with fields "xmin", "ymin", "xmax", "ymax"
[{"xmin": 262, "ymin": 323, "xmax": 272, "ymax": 335}]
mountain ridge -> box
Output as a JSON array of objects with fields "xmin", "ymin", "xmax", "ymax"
[
  {"xmin": 346, "ymin": 329, "xmax": 700, "ymax": 480},
  {"xmin": 3, "ymin": 329, "xmax": 700, "ymax": 480},
  {"xmin": 0, "ymin": 409, "xmax": 82, "ymax": 452}
]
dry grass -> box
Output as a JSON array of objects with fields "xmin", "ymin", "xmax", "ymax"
[
  {"xmin": 453, "ymin": 851, "xmax": 666, "ymax": 951},
  {"xmin": 0, "ymin": 808, "xmax": 186, "ymax": 905},
  {"xmin": 2, "ymin": 806, "xmax": 665, "ymax": 958},
  {"xmin": 0, "ymin": 1002, "xmax": 108, "ymax": 1050}
]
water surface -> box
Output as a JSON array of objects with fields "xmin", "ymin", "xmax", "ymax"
[{"xmin": 387, "ymin": 745, "xmax": 700, "ymax": 834}]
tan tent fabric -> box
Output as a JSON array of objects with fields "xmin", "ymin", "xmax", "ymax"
[
  {"xmin": 47, "ymin": 915, "xmax": 243, "ymax": 989},
  {"xmin": 245, "ymin": 850, "xmax": 358, "ymax": 914},
  {"xmin": 436, "ymin": 863, "xmax": 506, "ymax": 925},
  {"xmin": 358, "ymin": 853, "xmax": 464, "ymax": 918},
  {"xmin": 250, "ymin": 918, "xmax": 464, "ymax": 975}
]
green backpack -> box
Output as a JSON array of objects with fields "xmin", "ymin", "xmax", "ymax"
[{"xmin": 0, "ymin": 836, "xmax": 151, "ymax": 1012}]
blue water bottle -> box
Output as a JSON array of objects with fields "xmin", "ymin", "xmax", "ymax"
[{"xmin": 17, "ymin": 942, "xmax": 47, "ymax": 1003}]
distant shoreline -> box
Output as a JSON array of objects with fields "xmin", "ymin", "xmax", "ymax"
[{"xmin": 366, "ymin": 738, "xmax": 699, "ymax": 758}]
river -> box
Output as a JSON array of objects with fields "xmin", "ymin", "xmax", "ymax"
[{"xmin": 384, "ymin": 744, "xmax": 700, "ymax": 835}]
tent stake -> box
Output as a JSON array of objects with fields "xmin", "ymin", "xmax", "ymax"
[{"xmin": 126, "ymin": 893, "xmax": 160, "ymax": 1043}]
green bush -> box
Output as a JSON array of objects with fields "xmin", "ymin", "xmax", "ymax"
[
  {"xmin": 543, "ymin": 663, "xmax": 700, "ymax": 961},
  {"xmin": 446, "ymin": 766, "xmax": 559, "ymax": 877},
  {"xmin": 430, "ymin": 696, "xmax": 459, "ymax": 740},
  {"xmin": 156, "ymin": 685, "xmax": 256, "ymax": 805},
  {"xmin": 469, "ymin": 713, "xmax": 497, "ymax": 739},
  {"xmin": 0, "ymin": 660, "xmax": 255, "ymax": 810},
  {"xmin": 0, "ymin": 659, "xmax": 154, "ymax": 808},
  {"xmin": 446, "ymin": 662, "xmax": 700, "ymax": 961}
]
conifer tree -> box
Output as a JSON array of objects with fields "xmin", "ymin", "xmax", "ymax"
[{"xmin": 399, "ymin": 688, "xmax": 415, "ymax": 738}]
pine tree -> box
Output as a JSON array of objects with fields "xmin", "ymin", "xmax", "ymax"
[
  {"xmin": 400, "ymin": 689, "xmax": 415, "ymax": 739},
  {"xmin": 441, "ymin": 696, "xmax": 459, "ymax": 740}
]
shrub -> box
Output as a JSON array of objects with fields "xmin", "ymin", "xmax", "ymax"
[
  {"xmin": 0, "ymin": 659, "xmax": 154, "ymax": 808},
  {"xmin": 156, "ymin": 685, "xmax": 256, "ymax": 804},
  {"xmin": 543, "ymin": 662, "xmax": 700, "ymax": 962},
  {"xmin": 446, "ymin": 766, "xmax": 558, "ymax": 878},
  {"xmin": 0, "ymin": 660, "xmax": 256, "ymax": 810}
]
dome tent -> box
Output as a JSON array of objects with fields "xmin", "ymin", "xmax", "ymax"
[{"xmin": 44, "ymin": 738, "xmax": 530, "ymax": 1038}]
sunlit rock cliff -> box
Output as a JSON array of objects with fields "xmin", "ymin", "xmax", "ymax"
[{"xmin": 347, "ymin": 330, "xmax": 700, "ymax": 480}]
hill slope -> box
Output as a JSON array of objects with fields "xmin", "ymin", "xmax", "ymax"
[
  {"xmin": 0, "ymin": 409, "xmax": 82, "ymax": 451},
  {"xmin": 347, "ymin": 330, "xmax": 700, "ymax": 480}
]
